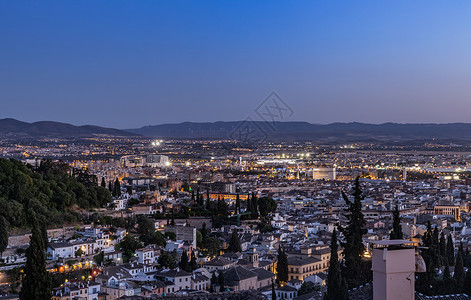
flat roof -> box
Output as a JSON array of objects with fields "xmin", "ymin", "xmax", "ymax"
[{"xmin": 370, "ymin": 240, "xmax": 416, "ymax": 246}]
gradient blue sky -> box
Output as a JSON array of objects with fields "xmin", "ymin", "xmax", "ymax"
[{"xmin": 1, "ymin": 1, "xmax": 470, "ymax": 128}]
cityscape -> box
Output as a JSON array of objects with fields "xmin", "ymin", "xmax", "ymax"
[{"xmin": 1, "ymin": 1, "xmax": 471, "ymax": 300}]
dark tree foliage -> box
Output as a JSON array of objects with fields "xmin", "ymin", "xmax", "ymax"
[
  {"xmin": 218, "ymin": 271, "xmax": 225, "ymax": 287},
  {"xmin": 325, "ymin": 229, "xmax": 349, "ymax": 300},
  {"xmin": 117, "ymin": 234, "xmax": 142, "ymax": 263},
  {"xmin": 249, "ymin": 193, "xmax": 259, "ymax": 218},
  {"xmin": 447, "ymin": 234, "xmax": 455, "ymax": 266},
  {"xmin": 190, "ymin": 251, "xmax": 197, "ymax": 270},
  {"xmin": 338, "ymin": 177, "xmax": 369, "ymax": 287},
  {"xmin": 217, "ymin": 196, "xmax": 228, "ymax": 217},
  {"xmin": 227, "ymin": 230, "xmax": 242, "ymax": 253},
  {"xmin": 464, "ymin": 269, "xmax": 471, "ymax": 295},
  {"xmin": 236, "ymin": 194, "xmax": 241, "ymax": 213},
  {"xmin": 113, "ymin": 178, "xmax": 121, "ymax": 197},
  {"xmin": 417, "ymin": 221, "xmax": 440, "ymax": 293},
  {"xmin": 137, "ymin": 216, "xmax": 166, "ymax": 247},
  {"xmin": 299, "ymin": 281, "xmax": 320, "ymax": 296},
  {"xmin": 390, "ymin": 205, "xmax": 403, "ymax": 239},
  {"xmin": 20, "ymin": 218, "xmax": 51, "ymax": 300},
  {"xmin": 158, "ymin": 252, "xmax": 176, "ymax": 269},
  {"xmin": 454, "ymin": 251, "xmax": 465, "ymax": 291},
  {"xmin": 258, "ymin": 197, "xmax": 277, "ymax": 217},
  {"xmin": 179, "ymin": 251, "xmax": 191, "ymax": 272},
  {"xmin": 0, "ymin": 158, "xmax": 112, "ymax": 228},
  {"xmin": 271, "ymin": 281, "xmax": 276, "ymax": 300},
  {"xmin": 0, "ymin": 216, "xmax": 9, "ymax": 258},
  {"xmin": 439, "ymin": 232, "xmax": 446, "ymax": 263},
  {"xmin": 101, "ymin": 177, "xmax": 106, "ymax": 187},
  {"xmin": 276, "ymin": 247, "xmax": 288, "ymax": 283}
]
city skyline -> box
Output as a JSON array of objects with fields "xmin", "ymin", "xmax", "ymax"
[{"xmin": 1, "ymin": 1, "xmax": 470, "ymax": 128}]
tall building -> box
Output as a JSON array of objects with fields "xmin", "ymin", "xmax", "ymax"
[
  {"xmin": 146, "ymin": 155, "xmax": 169, "ymax": 167},
  {"xmin": 371, "ymin": 240, "xmax": 416, "ymax": 300},
  {"xmin": 311, "ymin": 167, "xmax": 336, "ymax": 180}
]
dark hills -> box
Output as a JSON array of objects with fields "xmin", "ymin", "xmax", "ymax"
[
  {"xmin": 3, "ymin": 118, "xmax": 471, "ymax": 143},
  {"xmin": 0, "ymin": 118, "xmax": 138, "ymax": 138},
  {"xmin": 127, "ymin": 121, "xmax": 471, "ymax": 144}
]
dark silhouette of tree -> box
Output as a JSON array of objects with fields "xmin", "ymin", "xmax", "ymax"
[
  {"xmin": 338, "ymin": 177, "xmax": 368, "ymax": 287},
  {"xmin": 271, "ymin": 281, "xmax": 276, "ymax": 300},
  {"xmin": 113, "ymin": 178, "xmax": 121, "ymax": 197},
  {"xmin": 276, "ymin": 246, "xmax": 288, "ymax": 283},
  {"xmin": 179, "ymin": 251, "xmax": 191, "ymax": 272},
  {"xmin": 190, "ymin": 251, "xmax": 197, "ymax": 270},
  {"xmin": 158, "ymin": 252, "xmax": 176, "ymax": 269},
  {"xmin": 443, "ymin": 255, "xmax": 450, "ymax": 279},
  {"xmin": 20, "ymin": 218, "xmax": 51, "ymax": 300},
  {"xmin": 390, "ymin": 205, "xmax": 403, "ymax": 239},
  {"xmin": 227, "ymin": 230, "xmax": 241, "ymax": 253},
  {"xmin": 201, "ymin": 223, "xmax": 208, "ymax": 243},
  {"xmin": 101, "ymin": 177, "xmax": 106, "ymax": 187},
  {"xmin": 439, "ymin": 232, "xmax": 446, "ymax": 263},
  {"xmin": 258, "ymin": 197, "xmax": 277, "ymax": 217},
  {"xmin": 464, "ymin": 269, "xmax": 471, "ymax": 295},
  {"xmin": 108, "ymin": 181, "xmax": 113, "ymax": 192},
  {"xmin": 218, "ymin": 271, "xmax": 225, "ymax": 290},
  {"xmin": 324, "ymin": 229, "xmax": 349, "ymax": 300},
  {"xmin": 454, "ymin": 250, "xmax": 465, "ymax": 291},
  {"xmin": 236, "ymin": 194, "xmax": 240, "ymax": 213},
  {"xmin": 217, "ymin": 196, "xmax": 228, "ymax": 216},
  {"xmin": 0, "ymin": 216, "xmax": 8, "ymax": 258},
  {"xmin": 417, "ymin": 221, "xmax": 440, "ymax": 293},
  {"xmin": 447, "ymin": 234, "xmax": 455, "ymax": 265}
]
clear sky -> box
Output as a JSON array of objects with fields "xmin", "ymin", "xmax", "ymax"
[{"xmin": 1, "ymin": 1, "xmax": 470, "ymax": 128}]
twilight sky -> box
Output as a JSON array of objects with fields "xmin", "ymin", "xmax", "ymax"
[{"xmin": 1, "ymin": 1, "xmax": 470, "ymax": 128}]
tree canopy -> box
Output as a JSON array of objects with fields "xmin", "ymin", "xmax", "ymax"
[{"xmin": 0, "ymin": 158, "xmax": 112, "ymax": 228}]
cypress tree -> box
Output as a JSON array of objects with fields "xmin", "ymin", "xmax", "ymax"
[
  {"xmin": 190, "ymin": 251, "xmax": 197, "ymax": 270},
  {"xmin": 236, "ymin": 193, "xmax": 241, "ymax": 213},
  {"xmin": 101, "ymin": 176, "xmax": 106, "ymax": 187},
  {"xmin": 272, "ymin": 281, "xmax": 276, "ymax": 300},
  {"xmin": 20, "ymin": 218, "xmax": 51, "ymax": 300},
  {"xmin": 114, "ymin": 178, "xmax": 121, "ymax": 197},
  {"xmin": 439, "ymin": 232, "xmax": 446, "ymax": 263},
  {"xmin": 325, "ymin": 229, "xmax": 349, "ymax": 300},
  {"xmin": 201, "ymin": 223, "xmax": 208, "ymax": 243},
  {"xmin": 338, "ymin": 177, "xmax": 368, "ymax": 287},
  {"xmin": 179, "ymin": 251, "xmax": 190, "ymax": 272},
  {"xmin": 218, "ymin": 271, "xmax": 225, "ymax": 290},
  {"xmin": 0, "ymin": 216, "xmax": 8, "ymax": 258},
  {"xmin": 443, "ymin": 254, "xmax": 450, "ymax": 279},
  {"xmin": 227, "ymin": 230, "xmax": 241, "ymax": 253},
  {"xmin": 276, "ymin": 246, "xmax": 288, "ymax": 283},
  {"xmin": 390, "ymin": 205, "xmax": 403, "ymax": 239},
  {"xmin": 464, "ymin": 269, "xmax": 471, "ymax": 295},
  {"xmin": 108, "ymin": 181, "xmax": 113, "ymax": 192},
  {"xmin": 252, "ymin": 193, "xmax": 259, "ymax": 218},
  {"xmin": 459, "ymin": 241, "xmax": 465, "ymax": 260},
  {"xmin": 447, "ymin": 234, "xmax": 455, "ymax": 265},
  {"xmin": 454, "ymin": 251, "xmax": 465, "ymax": 291}
]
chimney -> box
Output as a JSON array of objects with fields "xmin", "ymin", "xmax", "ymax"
[{"xmin": 371, "ymin": 240, "xmax": 417, "ymax": 300}]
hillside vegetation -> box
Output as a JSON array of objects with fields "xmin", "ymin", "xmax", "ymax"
[{"xmin": 0, "ymin": 158, "xmax": 112, "ymax": 228}]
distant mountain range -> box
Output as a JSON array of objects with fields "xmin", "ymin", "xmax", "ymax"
[
  {"xmin": 0, "ymin": 118, "xmax": 137, "ymax": 138},
  {"xmin": 3, "ymin": 118, "xmax": 471, "ymax": 143},
  {"xmin": 128, "ymin": 121, "xmax": 471, "ymax": 144}
]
